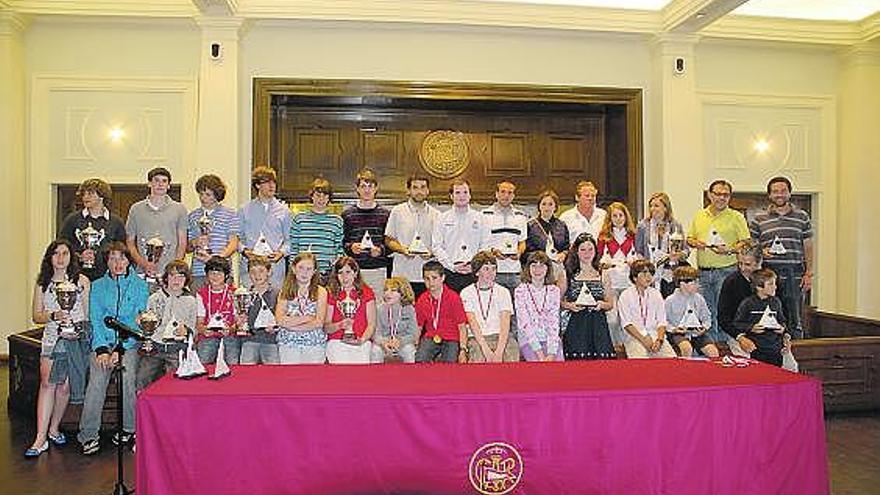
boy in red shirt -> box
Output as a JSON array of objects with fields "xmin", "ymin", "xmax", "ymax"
[{"xmin": 414, "ymin": 261, "xmax": 468, "ymax": 363}]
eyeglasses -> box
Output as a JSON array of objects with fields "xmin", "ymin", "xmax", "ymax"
[{"xmin": 678, "ymin": 278, "xmax": 696, "ymax": 284}]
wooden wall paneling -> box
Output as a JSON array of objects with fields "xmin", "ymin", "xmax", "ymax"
[{"xmin": 254, "ymin": 79, "xmax": 642, "ymax": 206}]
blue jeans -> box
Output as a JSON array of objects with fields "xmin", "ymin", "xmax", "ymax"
[
  {"xmin": 78, "ymin": 350, "xmax": 139, "ymax": 443},
  {"xmin": 766, "ymin": 265, "xmax": 805, "ymax": 339},
  {"xmin": 239, "ymin": 341, "xmax": 280, "ymax": 364},
  {"xmin": 699, "ymin": 265, "xmax": 738, "ymax": 343},
  {"xmin": 196, "ymin": 336, "xmax": 241, "ymax": 365},
  {"xmin": 278, "ymin": 344, "xmax": 326, "ymax": 364}
]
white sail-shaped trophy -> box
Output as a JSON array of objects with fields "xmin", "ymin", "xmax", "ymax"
[
  {"xmin": 768, "ymin": 236, "xmax": 787, "ymax": 255},
  {"xmin": 175, "ymin": 333, "xmax": 206, "ymax": 379},
  {"xmin": 253, "ymin": 232, "xmax": 273, "ymax": 256},
  {"xmin": 707, "ymin": 229, "xmax": 725, "ymax": 248},
  {"xmin": 678, "ymin": 305, "xmax": 703, "ymax": 334},
  {"xmin": 756, "ymin": 306, "xmax": 783, "ymax": 331},
  {"xmin": 408, "ymin": 232, "xmax": 428, "ymax": 255},
  {"xmin": 360, "ymin": 230, "xmax": 374, "ymax": 250},
  {"xmin": 209, "ymin": 338, "xmax": 231, "ymax": 380},
  {"xmin": 575, "ymin": 283, "xmax": 598, "ymax": 307}
]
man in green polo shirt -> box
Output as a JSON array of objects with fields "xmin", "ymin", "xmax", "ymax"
[{"xmin": 687, "ymin": 179, "xmax": 750, "ymax": 343}]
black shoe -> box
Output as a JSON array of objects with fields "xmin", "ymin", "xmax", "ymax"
[
  {"xmin": 112, "ymin": 431, "xmax": 135, "ymax": 446},
  {"xmin": 81, "ymin": 438, "xmax": 100, "ymax": 455}
]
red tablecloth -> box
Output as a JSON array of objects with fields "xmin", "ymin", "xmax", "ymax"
[{"xmin": 136, "ymin": 360, "xmax": 829, "ymax": 495}]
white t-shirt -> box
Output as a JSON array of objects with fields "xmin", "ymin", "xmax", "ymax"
[
  {"xmin": 481, "ymin": 204, "xmax": 528, "ymax": 274},
  {"xmin": 461, "ymin": 282, "xmax": 513, "ymax": 337}
]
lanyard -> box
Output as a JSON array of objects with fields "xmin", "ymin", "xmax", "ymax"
[
  {"xmin": 475, "ymin": 285, "xmax": 494, "ymax": 322},
  {"xmin": 430, "ymin": 288, "xmax": 443, "ymax": 331},
  {"xmin": 387, "ymin": 305, "xmax": 401, "ymax": 339},
  {"xmin": 637, "ymin": 291, "xmax": 649, "ymax": 330},
  {"xmin": 526, "ymin": 284, "xmax": 549, "ymax": 316},
  {"xmin": 208, "ymin": 286, "xmax": 229, "ymax": 320}
]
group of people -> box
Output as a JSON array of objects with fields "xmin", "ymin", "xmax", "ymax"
[{"xmin": 24, "ymin": 166, "xmax": 814, "ymax": 458}]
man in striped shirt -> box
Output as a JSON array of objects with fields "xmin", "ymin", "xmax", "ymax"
[
  {"xmin": 188, "ymin": 174, "xmax": 240, "ymax": 290},
  {"xmin": 749, "ymin": 176, "xmax": 814, "ymax": 339},
  {"xmin": 290, "ymin": 177, "xmax": 344, "ymax": 282}
]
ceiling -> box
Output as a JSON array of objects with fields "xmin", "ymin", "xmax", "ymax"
[{"xmin": 1, "ymin": 1, "xmax": 879, "ymax": 45}]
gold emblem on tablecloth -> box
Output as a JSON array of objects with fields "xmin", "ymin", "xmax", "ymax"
[
  {"xmin": 468, "ymin": 441, "xmax": 523, "ymax": 495},
  {"xmin": 419, "ymin": 130, "xmax": 469, "ymax": 179}
]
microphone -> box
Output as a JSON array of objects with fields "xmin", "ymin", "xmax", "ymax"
[{"xmin": 103, "ymin": 316, "xmax": 147, "ymax": 341}]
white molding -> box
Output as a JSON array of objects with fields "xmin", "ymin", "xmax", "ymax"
[
  {"xmin": 240, "ymin": 0, "xmax": 661, "ymax": 34},
  {"xmin": 0, "ymin": 10, "xmax": 29, "ymax": 34},
  {"xmin": 10, "ymin": 0, "xmax": 197, "ymax": 17},
  {"xmin": 859, "ymin": 11, "xmax": 880, "ymax": 42},
  {"xmin": 702, "ymin": 14, "xmax": 860, "ymax": 45}
]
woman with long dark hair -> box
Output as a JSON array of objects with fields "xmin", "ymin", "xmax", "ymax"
[
  {"xmin": 558, "ymin": 233, "xmax": 615, "ymax": 360},
  {"xmin": 25, "ymin": 239, "xmax": 90, "ymax": 458}
]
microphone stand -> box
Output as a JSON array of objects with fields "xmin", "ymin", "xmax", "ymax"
[{"xmin": 110, "ymin": 329, "xmax": 133, "ymax": 495}]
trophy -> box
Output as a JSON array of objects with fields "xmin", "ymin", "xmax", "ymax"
[
  {"xmin": 545, "ymin": 236, "xmax": 557, "ymax": 258},
  {"xmin": 144, "ymin": 236, "xmax": 165, "ymax": 283},
  {"xmin": 668, "ymin": 231, "xmax": 685, "ymax": 267},
  {"xmin": 408, "ymin": 232, "xmax": 428, "ymax": 255},
  {"xmin": 501, "ymin": 236, "xmax": 518, "ymax": 257},
  {"xmin": 337, "ymin": 292, "xmax": 360, "ymax": 345},
  {"xmin": 54, "ymin": 280, "xmax": 79, "ymax": 338},
  {"xmin": 139, "ymin": 309, "xmax": 160, "ymax": 353},
  {"xmin": 75, "ymin": 222, "xmax": 105, "ymax": 269},
  {"xmin": 196, "ymin": 211, "xmax": 214, "ymax": 258},
  {"xmin": 678, "ymin": 306, "xmax": 703, "ymax": 336},
  {"xmin": 253, "ymin": 232, "xmax": 273, "ymax": 256},
  {"xmin": 360, "ymin": 231, "xmax": 375, "ymax": 251},
  {"xmin": 574, "ymin": 283, "xmax": 598, "ymax": 308},
  {"xmin": 768, "ymin": 235, "xmax": 787, "ymax": 255},
  {"xmin": 233, "ymin": 286, "xmax": 255, "ymax": 336}
]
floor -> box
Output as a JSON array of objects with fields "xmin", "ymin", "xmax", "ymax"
[{"xmin": 3, "ymin": 365, "xmax": 878, "ymax": 495}]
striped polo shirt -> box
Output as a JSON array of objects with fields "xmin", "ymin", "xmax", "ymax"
[
  {"xmin": 290, "ymin": 209, "xmax": 344, "ymax": 273},
  {"xmin": 749, "ymin": 204, "xmax": 812, "ymax": 269},
  {"xmin": 187, "ymin": 205, "xmax": 240, "ymax": 276}
]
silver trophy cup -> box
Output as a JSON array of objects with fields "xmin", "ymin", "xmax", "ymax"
[
  {"xmin": 337, "ymin": 293, "xmax": 360, "ymax": 345},
  {"xmin": 233, "ymin": 287, "xmax": 255, "ymax": 336},
  {"xmin": 54, "ymin": 280, "xmax": 79, "ymax": 338},
  {"xmin": 139, "ymin": 309, "xmax": 160, "ymax": 353},
  {"xmin": 75, "ymin": 222, "xmax": 105, "ymax": 269},
  {"xmin": 196, "ymin": 211, "xmax": 214, "ymax": 258},
  {"xmin": 144, "ymin": 236, "xmax": 165, "ymax": 283}
]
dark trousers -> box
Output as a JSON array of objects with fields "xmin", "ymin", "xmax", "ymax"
[
  {"xmin": 443, "ymin": 269, "xmax": 475, "ymax": 293},
  {"xmin": 415, "ymin": 337, "xmax": 460, "ymax": 363}
]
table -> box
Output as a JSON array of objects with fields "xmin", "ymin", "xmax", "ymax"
[{"xmin": 136, "ymin": 360, "xmax": 829, "ymax": 494}]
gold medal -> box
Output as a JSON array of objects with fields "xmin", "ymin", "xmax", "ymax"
[{"xmin": 433, "ymin": 335, "xmax": 442, "ymax": 344}]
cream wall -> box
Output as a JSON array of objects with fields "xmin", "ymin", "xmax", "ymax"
[{"xmin": 3, "ymin": 16, "xmax": 877, "ymax": 352}]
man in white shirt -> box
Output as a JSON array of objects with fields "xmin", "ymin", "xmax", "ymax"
[
  {"xmin": 461, "ymin": 251, "xmax": 519, "ymax": 363},
  {"xmin": 385, "ymin": 175, "xmax": 439, "ymax": 298},
  {"xmin": 481, "ymin": 181, "xmax": 528, "ymax": 294},
  {"xmin": 432, "ymin": 179, "xmax": 487, "ymax": 292},
  {"xmin": 560, "ymin": 180, "xmax": 607, "ymax": 240}
]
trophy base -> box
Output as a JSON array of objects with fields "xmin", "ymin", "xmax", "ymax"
[
  {"xmin": 235, "ymin": 330, "xmax": 251, "ymax": 337},
  {"xmin": 384, "ymin": 353, "xmax": 403, "ymax": 364},
  {"xmin": 175, "ymin": 371, "xmax": 206, "ymax": 380},
  {"xmin": 408, "ymin": 250, "xmax": 428, "ymax": 256},
  {"xmin": 59, "ymin": 330, "xmax": 80, "ymax": 339},
  {"xmin": 341, "ymin": 335, "xmax": 360, "ymax": 346}
]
